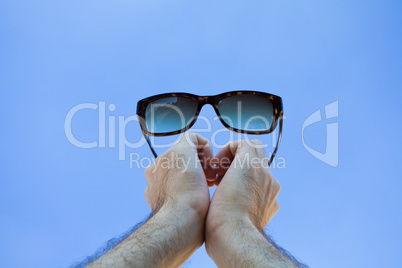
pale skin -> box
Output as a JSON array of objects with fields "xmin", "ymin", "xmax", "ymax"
[{"xmin": 84, "ymin": 133, "xmax": 306, "ymax": 268}]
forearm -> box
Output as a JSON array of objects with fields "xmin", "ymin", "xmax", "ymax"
[
  {"xmin": 88, "ymin": 204, "xmax": 204, "ymax": 268},
  {"xmin": 206, "ymin": 217, "xmax": 303, "ymax": 268}
]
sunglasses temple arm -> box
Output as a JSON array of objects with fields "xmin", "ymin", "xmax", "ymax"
[
  {"xmin": 142, "ymin": 132, "xmax": 158, "ymax": 159},
  {"xmin": 268, "ymin": 112, "xmax": 283, "ymax": 167}
]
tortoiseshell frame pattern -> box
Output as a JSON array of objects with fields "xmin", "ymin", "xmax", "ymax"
[{"xmin": 136, "ymin": 90, "xmax": 283, "ymax": 166}]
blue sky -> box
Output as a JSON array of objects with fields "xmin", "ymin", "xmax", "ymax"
[{"xmin": 1, "ymin": 1, "xmax": 401, "ymax": 267}]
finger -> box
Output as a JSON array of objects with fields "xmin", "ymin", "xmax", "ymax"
[
  {"xmin": 178, "ymin": 132, "xmax": 207, "ymax": 150},
  {"xmin": 250, "ymin": 139, "xmax": 266, "ymax": 158},
  {"xmin": 193, "ymin": 134, "xmax": 216, "ymax": 181},
  {"xmin": 180, "ymin": 132, "xmax": 216, "ymax": 181},
  {"xmin": 214, "ymin": 140, "xmax": 257, "ymax": 178},
  {"xmin": 214, "ymin": 140, "xmax": 242, "ymax": 160},
  {"xmin": 212, "ymin": 140, "xmax": 241, "ymax": 178},
  {"xmin": 212, "ymin": 155, "xmax": 231, "ymax": 176},
  {"xmin": 250, "ymin": 139, "xmax": 270, "ymax": 170},
  {"xmin": 214, "ymin": 174, "xmax": 224, "ymax": 186}
]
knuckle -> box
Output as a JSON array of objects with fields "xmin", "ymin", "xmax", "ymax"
[
  {"xmin": 251, "ymin": 139, "xmax": 263, "ymax": 146},
  {"xmin": 185, "ymin": 131, "xmax": 195, "ymax": 137},
  {"xmin": 270, "ymin": 176, "xmax": 281, "ymax": 189},
  {"xmin": 176, "ymin": 134, "xmax": 196, "ymax": 150},
  {"xmin": 145, "ymin": 165, "xmax": 155, "ymax": 177},
  {"xmin": 183, "ymin": 132, "xmax": 196, "ymax": 142},
  {"xmin": 245, "ymin": 140, "xmax": 255, "ymax": 148},
  {"xmin": 275, "ymin": 202, "xmax": 280, "ymax": 212},
  {"xmin": 238, "ymin": 139, "xmax": 247, "ymax": 147},
  {"xmin": 237, "ymin": 140, "xmax": 252, "ymax": 153},
  {"xmin": 274, "ymin": 181, "xmax": 281, "ymax": 193},
  {"xmin": 144, "ymin": 187, "xmax": 148, "ymax": 197}
]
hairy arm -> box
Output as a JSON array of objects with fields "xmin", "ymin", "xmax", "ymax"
[
  {"xmin": 206, "ymin": 140, "xmax": 308, "ymax": 268},
  {"xmin": 70, "ymin": 216, "xmax": 151, "ymax": 268},
  {"xmin": 86, "ymin": 201, "xmax": 203, "ymax": 268},
  {"xmin": 72, "ymin": 133, "xmax": 214, "ymax": 268},
  {"xmin": 207, "ymin": 217, "xmax": 307, "ymax": 268}
]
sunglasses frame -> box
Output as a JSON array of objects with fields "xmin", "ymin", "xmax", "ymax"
[{"xmin": 136, "ymin": 90, "xmax": 283, "ymax": 165}]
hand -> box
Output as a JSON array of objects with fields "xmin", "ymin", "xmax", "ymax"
[
  {"xmin": 86, "ymin": 133, "xmax": 216, "ymax": 268},
  {"xmin": 206, "ymin": 139, "xmax": 281, "ymax": 233},
  {"xmin": 144, "ymin": 132, "xmax": 215, "ymax": 219},
  {"xmin": 86, "ymin": 137, "xmax": 293, "ymax": 268},
  {"xmin": 203, "ymin": 140, "xmax": 282, "ymax": 266}
]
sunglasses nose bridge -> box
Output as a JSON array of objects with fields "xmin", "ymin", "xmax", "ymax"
[
  {"xmin": 198, "ymin": 96, "xmax": 217, "ymax": 111},
  {"xmin": 200, "ymin": 95, "xmax": 217, "ymax": 105}
]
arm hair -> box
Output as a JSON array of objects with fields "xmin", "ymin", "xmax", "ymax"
[{"xmin": 69, "ymin": 214, "xmax": 152, "ymax": 268}]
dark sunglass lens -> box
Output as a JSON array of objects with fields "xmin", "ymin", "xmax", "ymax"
[
  {"xmin": 218, "ymin": 95, "xmax": 274, "ymax": 131},
  {"xmin": 145, "ymin": 96, "xmax": 198, "ymax": 134}
]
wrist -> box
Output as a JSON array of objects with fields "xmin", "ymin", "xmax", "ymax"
[
  {"xmin": 161, "ymin": 193, "xmax": 209, "ymax": 222},
  {"xmin": 207, "ymin": 214, "xmax": 289, "ymax": 268},
  {"xmin": 205, "ymin": 214, "xmax": 260, "ymax": 262},
  {"xmin": 206, "ymin": 209, "xmax": 259, "ymax": 237},
  {"xmin": 157, "ymin": 199, "xmax": 206, "ymax": 248},
  {"xmin": 206, "ymin": 213, "xmax": 257, "ymax": 241}
]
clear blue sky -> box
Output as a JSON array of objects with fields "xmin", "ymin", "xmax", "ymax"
[{"xmin": 1, "ymin": 1, "xmax": 401, "ymax": 267}]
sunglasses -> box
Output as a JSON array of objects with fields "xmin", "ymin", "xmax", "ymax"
[{"xmin": 136, "ymin": 91, "xmax": 283, "ymax": 166}]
